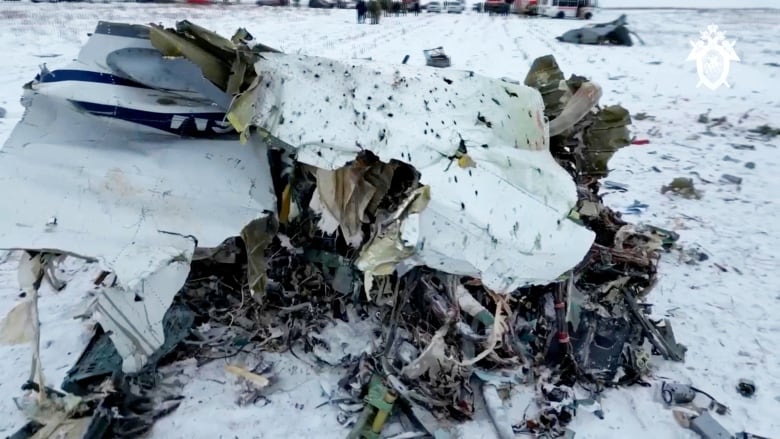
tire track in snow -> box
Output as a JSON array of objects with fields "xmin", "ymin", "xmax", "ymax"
[
  {"xmin": 344, "ymin": 14, "xmax": 462, "ymax": 63},
  {"xmin": 428, "ymin": 14, "xmax": 511, "ymax": 73},
  {"xmin": 294, "ymin": 15, "xmax": 439, "ymax": 60}
]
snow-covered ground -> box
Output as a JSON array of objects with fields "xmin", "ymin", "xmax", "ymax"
[{"xmin": 1, "ymin": 3, "xmax": 779, "ymax": 439}]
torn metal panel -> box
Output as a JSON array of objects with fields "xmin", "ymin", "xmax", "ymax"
[
  {"xmin": 175, "ymin": 20, "xmax": 240, "ymax": 59},
  {"xmin": 0, "ymin": 21, "xmax": 276, "ymax": 372},
  {"xmin": 243, "ymin": 53, "xmax": 595, "ymax": 293},
  {"xmin": 92, "ymin": 259, "xmax": 190, "ymax": 373},
  {"xmin": 62, "ymin": 304, "xmax": 194, "ymax": 396},
  {"xmin": 148, "ymin": 20, "xmax": 277, "ymax": 100}
]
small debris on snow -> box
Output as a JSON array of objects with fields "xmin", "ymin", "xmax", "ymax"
[
  {"xmin": 736, "ymin": 379, "xmax": 756, "ymax": 398},
  {"xmin": 720, "ymin": 174, "xmax": 743, "ymax": 185},
  {"xmin": 661, "ymin": 177, "xmax": 703, "ymax": 199}
]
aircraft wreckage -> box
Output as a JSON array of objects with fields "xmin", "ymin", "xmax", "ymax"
[{"xmin": 0, "ymin": 20, "xmax": 698, "ymax": 439}]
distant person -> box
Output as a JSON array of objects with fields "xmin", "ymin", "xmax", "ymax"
[
  {"xmin": 412, "ymin": 1, "xmax": 420, "ymax": 15},
  {"xmin": 357, "ymin": 0, "xmax": 367, "ymax": 23},
  {"xmin": 368, "ymin": 0, "xmax": 381, "ymax": 23}
]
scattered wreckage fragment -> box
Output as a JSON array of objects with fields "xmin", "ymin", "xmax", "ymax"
[
  {"xmin": 0, "ymin": 20, "xmax": 277, "ymax": 376},
  {"xmin": 736, "ymin": 379, "xmax": 756, "ymax": 398},
  {"xmin": 0, "ymin": 20, "xmax": 275, "ymax": 438},
  {"xmin": 662, "ymin": 177, "xmax": 703, "ymax": 199},
  {"xmin": 748, "ymin": 124, "xmax": 780, "ymax": 138},
  {"xmin": 0, "ymin": 18, "xmax": 699, "ymax": 439},
  {"xmin": 556, "ymin": 14, "xmax": 639, "ymax": 47},
  {"xmin": 658, "ymin": 380, "xmax": 771, "ymax": 439},
  {"xmin": 423, "ymin": 47, "xmax": 451, "ymax": 68}
]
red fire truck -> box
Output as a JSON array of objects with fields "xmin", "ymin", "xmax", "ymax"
[{"xmin": 511, "ymin": 0, "xmax": 539, "ymax": 15}]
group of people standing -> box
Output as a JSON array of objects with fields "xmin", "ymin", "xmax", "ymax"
[
  {"xmin": 356, "ymin": 1, "xmax": 421, "ymax": 24},
  {"xmin": 355, "ymin": 0, "xmax": 373, "ymax": 23}
]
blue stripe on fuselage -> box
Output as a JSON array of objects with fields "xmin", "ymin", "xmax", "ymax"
[
  {"xmin": 37, "ymin": 69, "xmax": 150, "ymax": 89},
  {"xmin": 69, "ymin": 100, "xmax": 234, "ymax": 138}
]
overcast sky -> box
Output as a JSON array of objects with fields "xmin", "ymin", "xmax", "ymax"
[{"xmin": 601, "ymin": 0, "xmax": 778, "ymax": 7}]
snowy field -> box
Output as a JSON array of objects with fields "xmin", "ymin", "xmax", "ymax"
[{"xmin": 1, "ymin": 3, "xmax": 779, "ymax": 439}]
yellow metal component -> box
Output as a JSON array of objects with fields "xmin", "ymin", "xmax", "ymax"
[
  {"xmin": 226, "ymin": 54, "xmax": 247, "ymax": 96},
  {"xmin": 226, "ymin": 91, "xmax": 257, "ymax": 143},
  {"xmin": 370, "ymin": 391, "xmax": 397, "ymax": 433},
  {"xmin": 457, "ymin": 153, "xmax": 476, "ymax": 168},
  {"xmin": 177, "ymin": 20, "xmax": 237, "ymax": 55}
]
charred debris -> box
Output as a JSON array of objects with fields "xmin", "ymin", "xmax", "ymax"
[{"xmin": 4, "ymin": 22, "xmax": 692, "ymax": 439}]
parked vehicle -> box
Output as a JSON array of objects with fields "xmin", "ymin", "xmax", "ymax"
[
  {"xmin": 445, "ymin": 0, "xmax": 463, "ymax": 13},
  {"xmin": 337, "ymin": 0, "xmax": 356, "ymax": 7},
  {"xmin": 484, "ymin": 0, "xmax": 509, "ymax": 14},
  {"xmin": 257, "ymin": 0, "xmax": 289, "ymax": 5},
  {"xmin": 538, "ymin": 0, "xmax": 597, "ymax": 19},
  {"xmin": 472, "ymin": 2, "xmax": 482, "ymax": 12},
  {"xmin": 426, "ymin": 0, "xmax": 441, "ymax": 12},
  {"xmin": 444, "ymin": 0, "xmax": 466, "ymax": 14},
  {"xmin": 512, "ymin": 0, "xmax": 538, "ymax": 15},
  {"xmin": 309, "ymin": 0, "xmax": 335, "ymax": 7}
]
